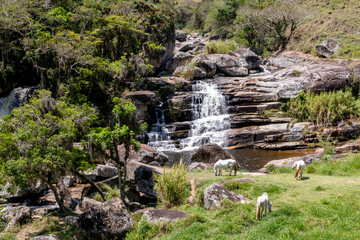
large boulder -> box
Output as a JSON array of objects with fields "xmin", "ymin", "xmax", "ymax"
[
  {"xmin": 175, "ymin": 30, "xmax": 187, "ymax": 42},
  {"xmin": 86, "ymin": 164, "xmax": 118, "ymax": 180},
  {"xmin": 118, "ymin": 144, "xmax": 169, "ymax": 166},
  {"xmin": 190, "ymin": 144, "xmax": 233, "ymax": 163},
  {"xmin": 204, "ymin": 181, "xmax": 250, "ymax": 209},
  {"xmin": 77, "ymin": 197, "xmax": 133, "ymax": 240},
  {"xmin": 126, "ymin": 161, "xmax": 163, "ymax": 203},
  {"xmin": 143, "ymin": 209, "xmax": 190, "ymax": 223},
  {"xmin": 79, "ymin": 197, "xmax": 102, "ymax": 212},
  {"xmin": 164, "ymin": 52, "xmax": 194, "ymax": 72},
  {"xmin": 207, "ymin": 54, "xmax": 248, "ymax": 77},
  {"xmin": 229, "ymin": 48, "xmax": 262, "ymax": 70},
  {"xmin": 315, "ymin": 39, "xmax": 339, "ymax": 58}
]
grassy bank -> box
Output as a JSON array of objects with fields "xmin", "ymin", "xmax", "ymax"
[{"xmin": 129, "ymin": 153, "xmax": 360, "ymax": 240}]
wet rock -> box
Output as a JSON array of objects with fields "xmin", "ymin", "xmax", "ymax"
[
  {"xmin": 120, "ymin": 144, "xmax": 169, "ymax": 166},
  {"xmin": 126, "ymin": 161, "xmax": 163, "ymax": 204},
  {"xmin": 80, "ymin": 197, "xmax": 102, "ymax": 212},
  {"xmin": 77, "ymin": 197, "xmax": 133, "ymax": 240},
  {"xmin": 143, "ymin": 209, "xmax": 190, "ymax": 223},
  {"xmin": 315, "ymin": 39, "xmax": 339, "ymax": 58},
  {"xmin": 188, "ymin": 162, "xmax": 208, "ymax": 172},
  {"xmin": 255, "ymin": 142, "xmax": 307, "ymax": 150},
  {"xmin": 204, "ymin": 182, "xmax": 250, "ymax": 209},
  {"xmin": 166, "ymin": 92, "xmax": 193, "ymax": 122},
  {"xmin": 190, "ymin": 144, "xmax": 233, "ymax": 163},
  {"xmin": 29, "ymin": 235, "xmax": 59, "ymax": 240},
  {"xmin": 175, "ymin": 30, "xmax": 187, "ymax": 42}
]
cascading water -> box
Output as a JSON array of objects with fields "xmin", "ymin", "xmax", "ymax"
[
  {"xmin": 147, "ymin": 103, "xmax": 177, "ymax": 151},
  {"xmin": 0, "ymin": 86, "xmax": 37, "ymax": 117},
  {"xmin": 180, "ymin": 81, "xmax": 230, "ymax": 150},
  {"xmin": 146, "ymin": 81, "xmax": 230, "ymax": 151}
]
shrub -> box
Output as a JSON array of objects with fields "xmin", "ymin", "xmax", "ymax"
[
  {"xmin": 206, "ymin": 40, "xmax": 239, "ymax": 54},
  {"xmin": 154, "ymin": 161, "xmax": 190, "ymax": 207},
  {"xmin": 287, "ymin": 89, "xmax": 360, "ymax": 126}
]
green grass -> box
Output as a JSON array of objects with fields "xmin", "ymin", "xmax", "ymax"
[
  {"xmin": 127, "ymin": 153, "xmax": 360, "ymax": 240},
  {"xmin": 206, "ymin": 39, "xmax": 239, "ymax": 54}
]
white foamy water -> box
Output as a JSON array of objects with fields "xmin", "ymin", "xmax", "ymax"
[
  {"xmin": 0, "ymin": 86, "xmax": 36, "ymax": 117},
  {"xmin": 147, "ymin": 81, "xmax": 230, "ymax": 151}
]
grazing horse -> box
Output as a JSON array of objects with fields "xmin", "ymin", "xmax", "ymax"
[
  {"xmin": 256, "ymin": 192, "xmax": 272, "ymax": 220},
  {"xmin": 292, "ymin": 160, "xmax": 306, "ymax": 180},
  {"xmin": 213, "ymin": 159, "xmax": 238, "ymax": 176}
]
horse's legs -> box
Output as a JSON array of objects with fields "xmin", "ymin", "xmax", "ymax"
[
  {"xmin": 300, "ymin": 167, "xmax": 303, "ymax": 179},
  {"xmin": 264, "ymin": 203, "xmax": 267, "ymax": 216},
  {"xmin": 261, "ymin": 206, "xmax": 264, "ymax": 219}
]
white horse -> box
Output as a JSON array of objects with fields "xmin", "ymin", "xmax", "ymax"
[
  {"xmin": 256, "ymin": 192, "xmax": 272, "ymax": 220},
  {"xmin": 292, "ymin": 160, "xmax": 306, "ymax": 180},
  {"xmin": 213, "ymin": 159, "xmax": 238, "ymax": 176}
]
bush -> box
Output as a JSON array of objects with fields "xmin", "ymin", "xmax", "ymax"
[
  {"xmin": 287, "ymin": 89, "xmax": 360, "ymax": 126},
  {"xmin": 206, "ymin": 40, "xmax": 239, "ymax": 54},
  {"xmin": 154, "ymin": 161, "xmax": 190, "ymax": 207}
]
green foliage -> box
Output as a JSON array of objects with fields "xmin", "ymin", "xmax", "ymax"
[
  {"xmin": 93, "ymin": 184, "xmax": 120, "ymax": 202},
  {"xmin": 154, "ymin": 161, "xmax": 190, "ymax": 207},
  {"xmin": 0, "ymin": 90, "xmax": 96, "ymax": 210},
  {"xmin": 205, "ymin": 39, "xmax": 239, "ymax": 54},
  {"xmin": 308, "ymin": 154, "xmax": 360, "ymax": 176},
  {"xmin": 287, "ymin": 89, "xmax": 360, "ymax": 126}
]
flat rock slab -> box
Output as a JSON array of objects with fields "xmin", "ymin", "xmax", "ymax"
[
  {"xmin": 259, "ymin": 154, "xmax": 321, "ymax": 172},
  {"xmin": 143, "ymin": 209, "xmax": 190, "ymax": 223}
]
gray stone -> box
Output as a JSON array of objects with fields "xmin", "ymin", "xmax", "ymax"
[
  {"xmin": 175, "ymin": 30, "xmax": 187, "ymax": 42},
  {"xmin": 77, "ymin": 197, "xmax": 133, "ymax": 240},
  {"xmin": 143, "ymin": 209, "xmax": 190, "ymax": 223},
  {"xmin": 29, "ymin": 235, "xmax": 59, "ymax": 240},
  {"xmin": 79, "ymin": 197, "xmax": 102, "ymax": 212},
  {"xmin": 2, "ymin": 206, "xmax": 32, "ymax": 230},
  {"xmin": 191, "ymin": 144, "xmax": 233, "ymax": 163},
  {"xmin": 315, "ymin": 39, "xmax": 339, "ymax": 58},
  {"xmin": 204, "ymin": 182, "xmax": 250, "ymax": 209},
  {"xmin": 93, "ymin": 165, "xmax": 118, "ymax": 178},
  {"xmin": 188, "ymin": 162, "xmax": 208, "ymax": 172}
]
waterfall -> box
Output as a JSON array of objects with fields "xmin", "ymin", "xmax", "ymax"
[
  {"xmin": 0, "ymin": 86, "xmax": 37, "ymax": 118},
  {"xmin": 180, "ymin": 81, "xmax": 230, "ymax": 150},
  {"xmin": 147, "ymin": 81, "xmax": 230, "ymax": 152},
  {"xmin": 147, "ymin": 103, "xmax": 177, "ymax": 151}
]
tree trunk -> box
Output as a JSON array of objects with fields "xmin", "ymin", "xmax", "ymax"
[
  {"xmin": 47, "ymin": 182, "xmax": 68, "ymax": 212},
  {"xmin": 72, "ymin": 169, "xmax": 107, "ymax": 202}
]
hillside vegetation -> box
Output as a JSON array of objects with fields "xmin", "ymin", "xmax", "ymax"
[{"xmin": 174, "ymin": 0, "xmax": 360, "ymax": 58}]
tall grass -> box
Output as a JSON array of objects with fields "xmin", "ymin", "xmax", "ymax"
[
  {"xmin": 92, "ymin": 184, "xmax": 120, "ymax": 202},
  {"xmin": 154, "ymin": 161, "xmax": 190, "ymax": 207},
  {"xmin": 287, "ymin": 89, "xmax": 360, "ymax": 125},
  {"xmin": 206, "ymin": 40, "xmax": 239, "ymax": 54}
]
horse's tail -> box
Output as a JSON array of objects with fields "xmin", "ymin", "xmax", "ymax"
[
  {"xmin": 294, "ymin": 167, "xmax": 300, "ymax": 178},
  {"xmin": 256, "ymin": 203, "xmax": 261, "ymax": 220},
  {"xmin": 234, "ymin": 162, "xmax": 238, "ymax": 176}
]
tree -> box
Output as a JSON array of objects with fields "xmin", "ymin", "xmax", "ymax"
[
  {"xmin": 91, "ymin": 98, "xmax": 147, "ymax": 206},
  {"xmin": 0, "ymin": 90, "xmax": 98, "ymax": 212}
]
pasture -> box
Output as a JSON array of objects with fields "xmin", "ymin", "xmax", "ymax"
[{"xmin": 128, "ymin": 153, "xmax": 360, "ymax": 240}]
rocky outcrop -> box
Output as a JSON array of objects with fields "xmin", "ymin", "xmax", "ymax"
[
  {"xmin": 335, "ymin": 139, "xmax": 360, "ymax": 154},
  {"xmin": 259, "ymin": 154, "xmax": 321, "ymax": 173},
  {"xmin": 164, "ymin": 52, "xmax": 194, "ymax": 72},
  {"xmin": 315, "ymin": 39, "xmax": 339, "ymax": 58},
  {"xmin": 190, "ymin": 144, "xmax": 233, "ymax": 163},
  {"xmin": 77, "ymin": 197, "xmax": 133, "ymax": 240},
  {"xmin": 229, "ymin": 48, "xmax": 262, "ymax": 70},
  {"xmin": 126, "ymin": 161, "xmax": 163, "ymax": 203},
  {"xmin": 143, "ymin": 209, "xmax": 190, "ymax": 223},
  {"xmin": 86, "ymin": 164, "xmax": 118, "ymax": 181},
  {"xmin": 204, "ymin": 180, "xmax": 251, "ymax": 209}
]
